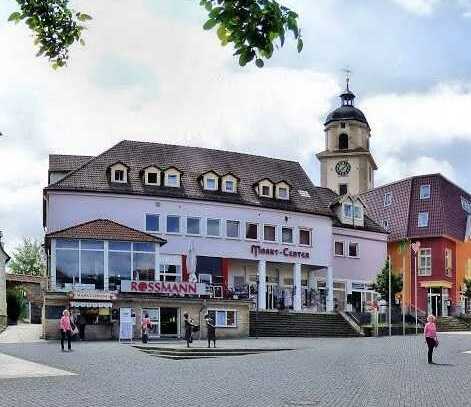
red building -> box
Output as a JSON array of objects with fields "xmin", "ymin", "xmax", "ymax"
[{"xmin": 362, "ymin": 174, "xmax": 471, "ymax": 316}]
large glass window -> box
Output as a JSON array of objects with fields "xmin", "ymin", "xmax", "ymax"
[
  {"xmin": 186, "ymin": 217, "xmax": 200, "ymax": 235},
  {"xmin": 159, "ymin": 264, "xmax": 181, "ymax": 282},
  {"xmin": 226, "ymin": 220, "xmax": 240, "ymax": 238},
  {"xmin": 108, "ymin": 251, "xmax": 131, "ymax": 291},
  {"xmin": 56, "ymin": 244, "xmax": 79, "ymax": 288},
  {"xmin": 81, "ymin": 241, "xmax": 104, "ymax": 289},
  {"xmin": 207, "ymin": 219, "xmax": 221, "ymax": 237},
  {"xmin": 167, "ymin": 215, "xmax": 180, "ymax": 233},
  {"xmin": 133, "ymin": 252, "xmax": 155, "ymax": 281}
]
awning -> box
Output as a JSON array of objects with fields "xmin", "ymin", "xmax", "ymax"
[
  {"xmin": 420, "ymin": 281, "xmax": 453, "ymax": 289},
  {"xmin": 70, "ymin": 301, "xmax": 113, "ymax": 308}
]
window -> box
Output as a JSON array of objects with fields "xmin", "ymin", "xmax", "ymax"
[
  {"xmin": 334, "ymin": 241, "xmax": 345, "ymax": 256},
  {"xmin": 299, "ymin": 229, "xmax": 311, "ymax": 246},
  {"xmin": 145, "ymin": 214, "xmax": 160, "ymax": 232},
  {"xmin": 418, "ymin": 212, "xmax": 429, "ymax": 228},
  {"xmin": 246, "ymin": 223, "xmax": 258, "ymax": 240},
  {"xmin": 147, "ymin": 172, "xmax": 159, "ymax": 185},
  {"xmin": 418, "ymin": 248, "xmax": 432, "ymax": 276},
  {"xmin": 445, "ymin": 248, "xmax": 452, "ymax": 277},
  {"xmin": 108, "ymin": 241, "xmax": 132, "ymax": 291},
  {"xmin": 159, "ymin": 264, "xmax": 181, "ymax": 282},
  {"xmin": 340, "ymin": 122, "xmax": 346, "ymax": 129},
  {"xmin": 133, "ymin": 242, "xmax": 155, "ymax": 281},
  {"xmin": 354, "ymin": 206, "xmax": 362, "ymax": 219},
  {"xmin": 206, "ymin": 178, "xmax": 217, "ymax": 190},
  {"xmin": 55, "ymin": 239, "xmax": 105, "ymax": 290},
  {"xmin": 167, "ymin": 174, "xmax": 178, "ymax": 187},
  {"xmin": 282, "ymin": 227, "xmax": 293, "ymax": 244},
  {"xmin": 207, "ymin": 310, "xmax": 237, "ymax": 328},
  {"xmin": 225, "ymin": 180, "xmax": 234, "ymax": 192},
  {"xmin": 186, "ymin": 217, "xmax": 200, "ymax": 235},
  {"xmin": 226, "ymin": 220, "xmax": 240, "ymax": 238},
  {"xmin": 383, "ymin": 220, "xmax": 389, "ymax": 230},
  {"xmin": 263, "ymin": 225, "xmax": 276, "ymax": 242},
  {"xmin": 348, "ymin": 242, "xmax": 359, "ymax": 257},
  {"xmin": 343, "ymin": 203, "xmax": 353, "ymax": 218},
  {"xmin": 262, "ymin": 185, "xmax": 270, "ymax": 196},
  {"xmin": 207, "ymin": 219, "xmax": 221, "ymax": 237},
  {"xmin": 114, "ymin": 170, "xmax": 124, "ymax": 182},
  {"xmin": 167, "ymin": 215, "xmax": 180, "ymax": 233},
  {"xmin": 339, "ymin": 184, "xmax": 348, "ymax": 195},
  {"xmin": 420, "ymin": 184, "xmax": 431, "ymax": 199},
  {"xmin": 278, "ymin": 187, "xmax": 288, "ymax": 199},
  {"xmin": 339, "ymin": 133, "xmax": 349, "ymax": 150},
  {"xmin": 384, "ymin": 192, "xmax": 392, "ymax": 207}
]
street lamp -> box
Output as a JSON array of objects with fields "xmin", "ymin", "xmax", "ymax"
[{"xmin": 255, "ymin": 272, "xmax": 260, "ymax": 339}]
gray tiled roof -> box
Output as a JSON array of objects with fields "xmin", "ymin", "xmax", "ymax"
[
  {"xmin": 45, "ymin": 140, "xmax": 385, "ymax": 233},
  {"xmin": 49, "ymin": 154, "xmax": 94, "ymax": 172}
]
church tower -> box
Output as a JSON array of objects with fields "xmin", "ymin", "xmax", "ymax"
[{"xmin": 316, "ymin": 79, "xmax": 377, "ymax": 196}]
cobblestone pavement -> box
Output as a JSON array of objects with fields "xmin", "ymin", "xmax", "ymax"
[
  {"xmin": 0, "ymin": 324, "xmax": 43, "ymax": 343},
  {"xmin": 1, "ymin": 334, "xmax": 471, "ymax": 407}
]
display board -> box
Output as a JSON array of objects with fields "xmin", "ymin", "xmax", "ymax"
[{"xmin": 119, "ymin": 307, "xmax": 133, "ymax": 342}]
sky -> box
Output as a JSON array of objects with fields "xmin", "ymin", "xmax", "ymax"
[{"xmin": 1, "ymin": 0, "xmax": 471, "ymax": 251}]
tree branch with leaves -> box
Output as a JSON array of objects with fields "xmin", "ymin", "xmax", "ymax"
[
  {"xmin": 8, "ymin": 238, "xmax": 46, "ymax": 277},
  {"xmin": 8, "ymin": 0, "xmax": 301, "ymax": 69}
]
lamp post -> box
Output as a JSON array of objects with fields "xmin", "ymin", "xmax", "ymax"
[
  {"xmin": 255, "ymin": 272, "xmax": 260, "ymax": 339},
  {"xmin": 388, "ymin": 255, "xmax": 392, "ymax": 337},
  {"xmin": 411, "ymin": 241, "xmax": 421, "ymax": 335}
]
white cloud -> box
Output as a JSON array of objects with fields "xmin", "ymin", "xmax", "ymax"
[
  {"xmin": 390, "ymin": 0, "xmax": 442, "ymax": 15},
  {"xmin": 0, "ymin": 0, "xmax": 338, "ymax": 251}
]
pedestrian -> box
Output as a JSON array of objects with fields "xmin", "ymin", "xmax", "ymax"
[
  {"xmin": 77, "ymin": 312, "xmax": 87, "ymax": 341},
  {"xmin": 183, "ymin": 313, "xmax": 196, "ymax": 348},
  {"xmin": 424, "ymin": 314, "xmax": 439, "ymax": 364},
  {"xmin": 141, "ymin": 312, "xmax": 152, "ymax": 344},
  {"xmin": 204, "ymin": 314, "xmax": 216, "ymax": 348},
  {"xmin": 59, "ymin": 309, "xmax": 73, "ymax": 352}
]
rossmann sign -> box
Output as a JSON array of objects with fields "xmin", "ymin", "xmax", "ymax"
[
  {"xmin": 120, "ymin": 281, "xmax": 207, "ymax": 295},
  {"xmin": 250, "ymin": 245, "xmax": 310, "ymax": 259}
]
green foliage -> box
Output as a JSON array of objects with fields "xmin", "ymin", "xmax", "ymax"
[
  {"xmin": 6, "ymin": 287, "xmax": 27, "ymax": 322},
  {"xmin": 200, "ymin": 0, "xmax": 302, "ymax": 67},
  {"xmin": 9, "ymin": 0, "xmax": 301, "ymax": 69},
  {"xmin": 9, "ymin": 0, "xmax": 91, "ymax": 68},
  {"xmin": 397, "ymin": 238, "xmax": 410, "ymax": 255},
  {"xmin": 372, "ymin": 259, "xmax": 403, "ymax": 303},
  {"xmin": 9, "ymin": 238, "xmax": 45, "ymax": 277}
]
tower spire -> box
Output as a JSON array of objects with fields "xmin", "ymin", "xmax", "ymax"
[{"xmin": 340, "ymin": 68, "xmax": 355, "ymax": 106}]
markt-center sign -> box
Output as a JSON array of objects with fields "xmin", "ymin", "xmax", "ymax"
[
  {"xmin": 120, "ymin": 281, "xmax": 207, "ymax": 295},
  {"xmin": 250, "ymin": 245, "xmax": 310, "ymax": 259}
]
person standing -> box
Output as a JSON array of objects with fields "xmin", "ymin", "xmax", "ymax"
[
  {"xmin": 77, "ymin": 312, "xmax": 87, "ymax": 341},
  {"xmin": 141, "ymin": 312, "xmax": 152, "ymax": 344},
  {"xmin": 204, "ymin": 314, "xmax": 216, "ymax": 348},
  {"xmin": 59, "ymin": 309, "xmax": 73, "ymax": 352},
  {"xmin": 183, "ymin": 313, "xmax": 196, "ymax": 348},
  {"xmin": 424, "ymin": 314, "xmax": 438, "ymax": 364}
]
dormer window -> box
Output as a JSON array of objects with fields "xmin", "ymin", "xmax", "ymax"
[
  {"xmin": 354, "ymin": 205, "xmax": 362, "ymax": 219},
  {"xmin": 275, "ymin": 181, "xmax": 290, "ymax": 200},
  {"xmin": 221, "ymin": 173, "xmax": 238, "ymax": 193},
  {"xmin": 110, "ymin": 163, "xmax": 128, "ymax": 184},
  {"xmin": 143, "ymin": 166, "xmax": 161, "ymax": 186},
  {"xmin": 201, "ymin": 171, "xmax": 219, "ymax": 191},
  {"xmin": 257, "ymin": 179, "xmax": 274, "ymax": 198},
  {"xmin": 164, "ymin": 167, "xmax": 182, "ymax": 188},
  {"xmin": 343, "ymin": 203, "xmax": 353, "ymax": 218}
]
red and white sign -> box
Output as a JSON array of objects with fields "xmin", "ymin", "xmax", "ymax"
[{"xmin": 120, "ymin": 280, "xmax": 207, "ymax": 295}]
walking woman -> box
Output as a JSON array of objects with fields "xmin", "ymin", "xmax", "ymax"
[
  {"xmin": 424, "ymin": 314, "xmax": 439, "ymax": 364},
  {"xmin": 183, "ymin": 313, "xmax": 196, "ymax": 348},
  {"xmin": 141, "ymin": 312, "xmax": 152, "ymax": 344},
  {"xmin": 59, "ymin": 309, "xmax": 73, "ymax": 352},
  {"xmin": 205, "ymin": 314, "xmax": 216, "ymax": 348}
]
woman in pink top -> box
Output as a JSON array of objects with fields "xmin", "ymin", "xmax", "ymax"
[
  {"xmin": 424, "ymin": 315, "xmax": 438, "ymax": 364},
  {"xmin": 59, "ymin": 309, "xmax": 73, "ymax": 352}
]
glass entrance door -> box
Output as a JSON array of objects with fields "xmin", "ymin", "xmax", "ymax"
[
  {"xmin": 427, "ymin": 289, "xmax": 442, "ymax": 317},
  {"xmin": 160, "ymin": 308, "xmax": 178, "ymax": 336},
  {"xmin": 142, "ymin": 308, "xmax": 160, "ymax": 339}
]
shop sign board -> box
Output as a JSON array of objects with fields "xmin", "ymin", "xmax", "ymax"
[
  {"xmin": 69, "ymin": 290, "xmax": 115, "ymax": 301},
  {"xmin": 250, "ymin": 244, "xmax": 310, "ymax": 259},
  {"xmin": 120, "ymin": 280, "xmax": 207, "ymax": 295}
]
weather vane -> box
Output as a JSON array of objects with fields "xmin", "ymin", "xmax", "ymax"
[{"xmin": 342, "ymin": 67, "xmax": 352, "ymax": 91}]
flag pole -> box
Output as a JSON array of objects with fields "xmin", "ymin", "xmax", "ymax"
[
  {"xmin": 388, "ymin": 255, "xmax": 392, "ymax": 336},
  {"xmin": 415, "ymin": 252, "xmax": 418, "ymax": 335}
]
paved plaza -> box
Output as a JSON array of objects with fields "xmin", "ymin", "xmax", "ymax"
[{"xmin": 1, "ymin": 334, "xmax": 471, "ymax": 407}]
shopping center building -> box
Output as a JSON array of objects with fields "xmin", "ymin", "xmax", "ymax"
[{"xmin": 42, "ymin": 86, "xmax": 387, "ymax": 340}]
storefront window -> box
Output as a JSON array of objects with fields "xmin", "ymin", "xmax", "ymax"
[
  {"xmin": 81, "ymin": 250, "xmax": 105, "ymax": 289},
  {"xmin": 56, "ymin": 246, "xmax": 79, "ymax": 288},
  {"xmin": 159, "ymin": 264, "xmax": 181, "ymax": 282},
  {"xmin": 109, "ymin": 251, "xmax": 131, "ymax": 291},
  {"xmin": 133, "ymin": 252, "xmax": 155, "ymax": 281}
]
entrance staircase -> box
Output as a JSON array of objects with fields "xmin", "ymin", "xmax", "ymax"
[
  {"xmin": 249, "ymin": 311, "xmax": 359, "ymax": 337},
  {"xmin": 134, "ymin": 345, "xmax": 290, "ymax": 360},
  {"xmin": 437, "ymin": 316, "xmax": 471, "ymax": 332}
]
